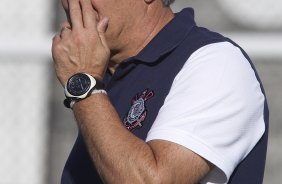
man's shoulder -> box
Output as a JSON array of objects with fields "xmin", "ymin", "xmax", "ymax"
[{"xmin": 184, "ymin": 26, "xmax": 229, "ymax": 49}]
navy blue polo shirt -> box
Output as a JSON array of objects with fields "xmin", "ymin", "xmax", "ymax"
[{"xmin": 61, "ymin": 8, "xmax": 269, "ymax": 184}]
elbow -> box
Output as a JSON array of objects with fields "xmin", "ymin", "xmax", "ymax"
[
  {"xmin": 108, "ymin": 166, "xmax": 164, "ymax": 184},
  {"xmin": 128, "ymin": 167, "xmax": 171, "ymax": 184}
]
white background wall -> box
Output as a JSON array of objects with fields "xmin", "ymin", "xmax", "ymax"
[{"xmin": 0, "ymin": 0, "xmax": 53, "ymax": 183}]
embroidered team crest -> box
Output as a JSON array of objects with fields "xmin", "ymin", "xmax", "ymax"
[{"xmin": 123, "ymin": 89, "xmax": 154, "ymax": 131}]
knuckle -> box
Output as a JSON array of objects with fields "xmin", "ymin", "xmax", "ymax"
[
  {"xmin": 73, "ymin": 31, "xmax": 88, "ymax": 44},
  {"xmin": 52, "ymin": 43, "xmax": 64, "ymax": 54},
  {"xmin": 52, "ymin": 39, "xmax": 59, "ymax": 51},
  {"xmin": 60, "ymin": 21, "xmax": 71, "ymax": 29},
  {"xmin": 84, "ymin": 6, "xmax": 93, "ymax": 14},
  {"xmin": 69, "ymin": 8, "xmax": 80, "ymax": 16},
  {"xmin": 52, "ymin": 35, "xmax": 58, "ymax": 43}
]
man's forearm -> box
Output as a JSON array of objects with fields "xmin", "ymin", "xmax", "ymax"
[{"xmin": 73, "ymin": 93, "xmax": 160, "ymax": 184}]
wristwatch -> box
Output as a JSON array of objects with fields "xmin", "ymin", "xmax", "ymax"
[{"xmin": 64, "ymin": 73, "xmax": 105, "ymax": 108}]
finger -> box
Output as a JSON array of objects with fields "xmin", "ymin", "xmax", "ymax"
[
  {"xmin": 97, "ymin": 17, "xmax": 109, "ymax": 47},
  {"xmin": 52, "ymin": 34, "xmax": 61, "ymax": 59},
  {"xmin": 60, "ymin": 21, "xmax": 72, "ymax": 30},
  {"xmin": 68, "ymin": 0, "xmax": 83, "ymax": 29},
  {"xmin": 60, "ymin": 26, "xmax": 72, "ymax": 38},
  {"xmin": 80, "ymin": 0, "xmax": 97, "ymax": 29},
  {"xmin": 61, "ymin": 0, "xmax": 72, "ymax": 25},
  {"xmin": 59, "ymin": 21, "xmax": 72, "ymax": 38},
  {"xmin": 61, "ymin": 0, "xmax": 69, "ymax": 11},
  {"xmin": 52, "ymin": 34, "xmax": 61, "ymax": 46}
]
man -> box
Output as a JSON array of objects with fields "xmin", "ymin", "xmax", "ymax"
[{"xmin": 52, "ymin": 0, "xmax": 269, "ymax": 183}]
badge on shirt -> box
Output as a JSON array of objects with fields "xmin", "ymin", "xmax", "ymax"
[{"xmin": 123, "ymin": 89, "xmax": 154, "ymax": 131}]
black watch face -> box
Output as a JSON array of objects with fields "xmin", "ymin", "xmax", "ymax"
[{"xmin": 67, "ymin": 73, "xmax": 91, "ymax": 96}]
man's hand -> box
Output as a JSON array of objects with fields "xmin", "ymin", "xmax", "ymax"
[{"xmin": 52, "ymin": 0, "xmax": 109, "ymax": 86}]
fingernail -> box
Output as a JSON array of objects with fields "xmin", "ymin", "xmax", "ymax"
[{"xmin": 101, "ymin": 17, "xmax": 109, "ymax": 30}]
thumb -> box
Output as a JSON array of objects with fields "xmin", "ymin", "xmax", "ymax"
[{"xmin": 97, "ymin": 17, "xmax": 109, "ymax": 47}]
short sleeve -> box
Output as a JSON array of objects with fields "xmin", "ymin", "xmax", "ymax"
[{"xmin": 145, "ymin": 42, "xmax": 266, "ymax": 183}]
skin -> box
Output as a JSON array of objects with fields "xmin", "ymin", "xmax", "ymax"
[{"xmin": 52, "ymin": 0, "xmax": 213, "ymax": 183}]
